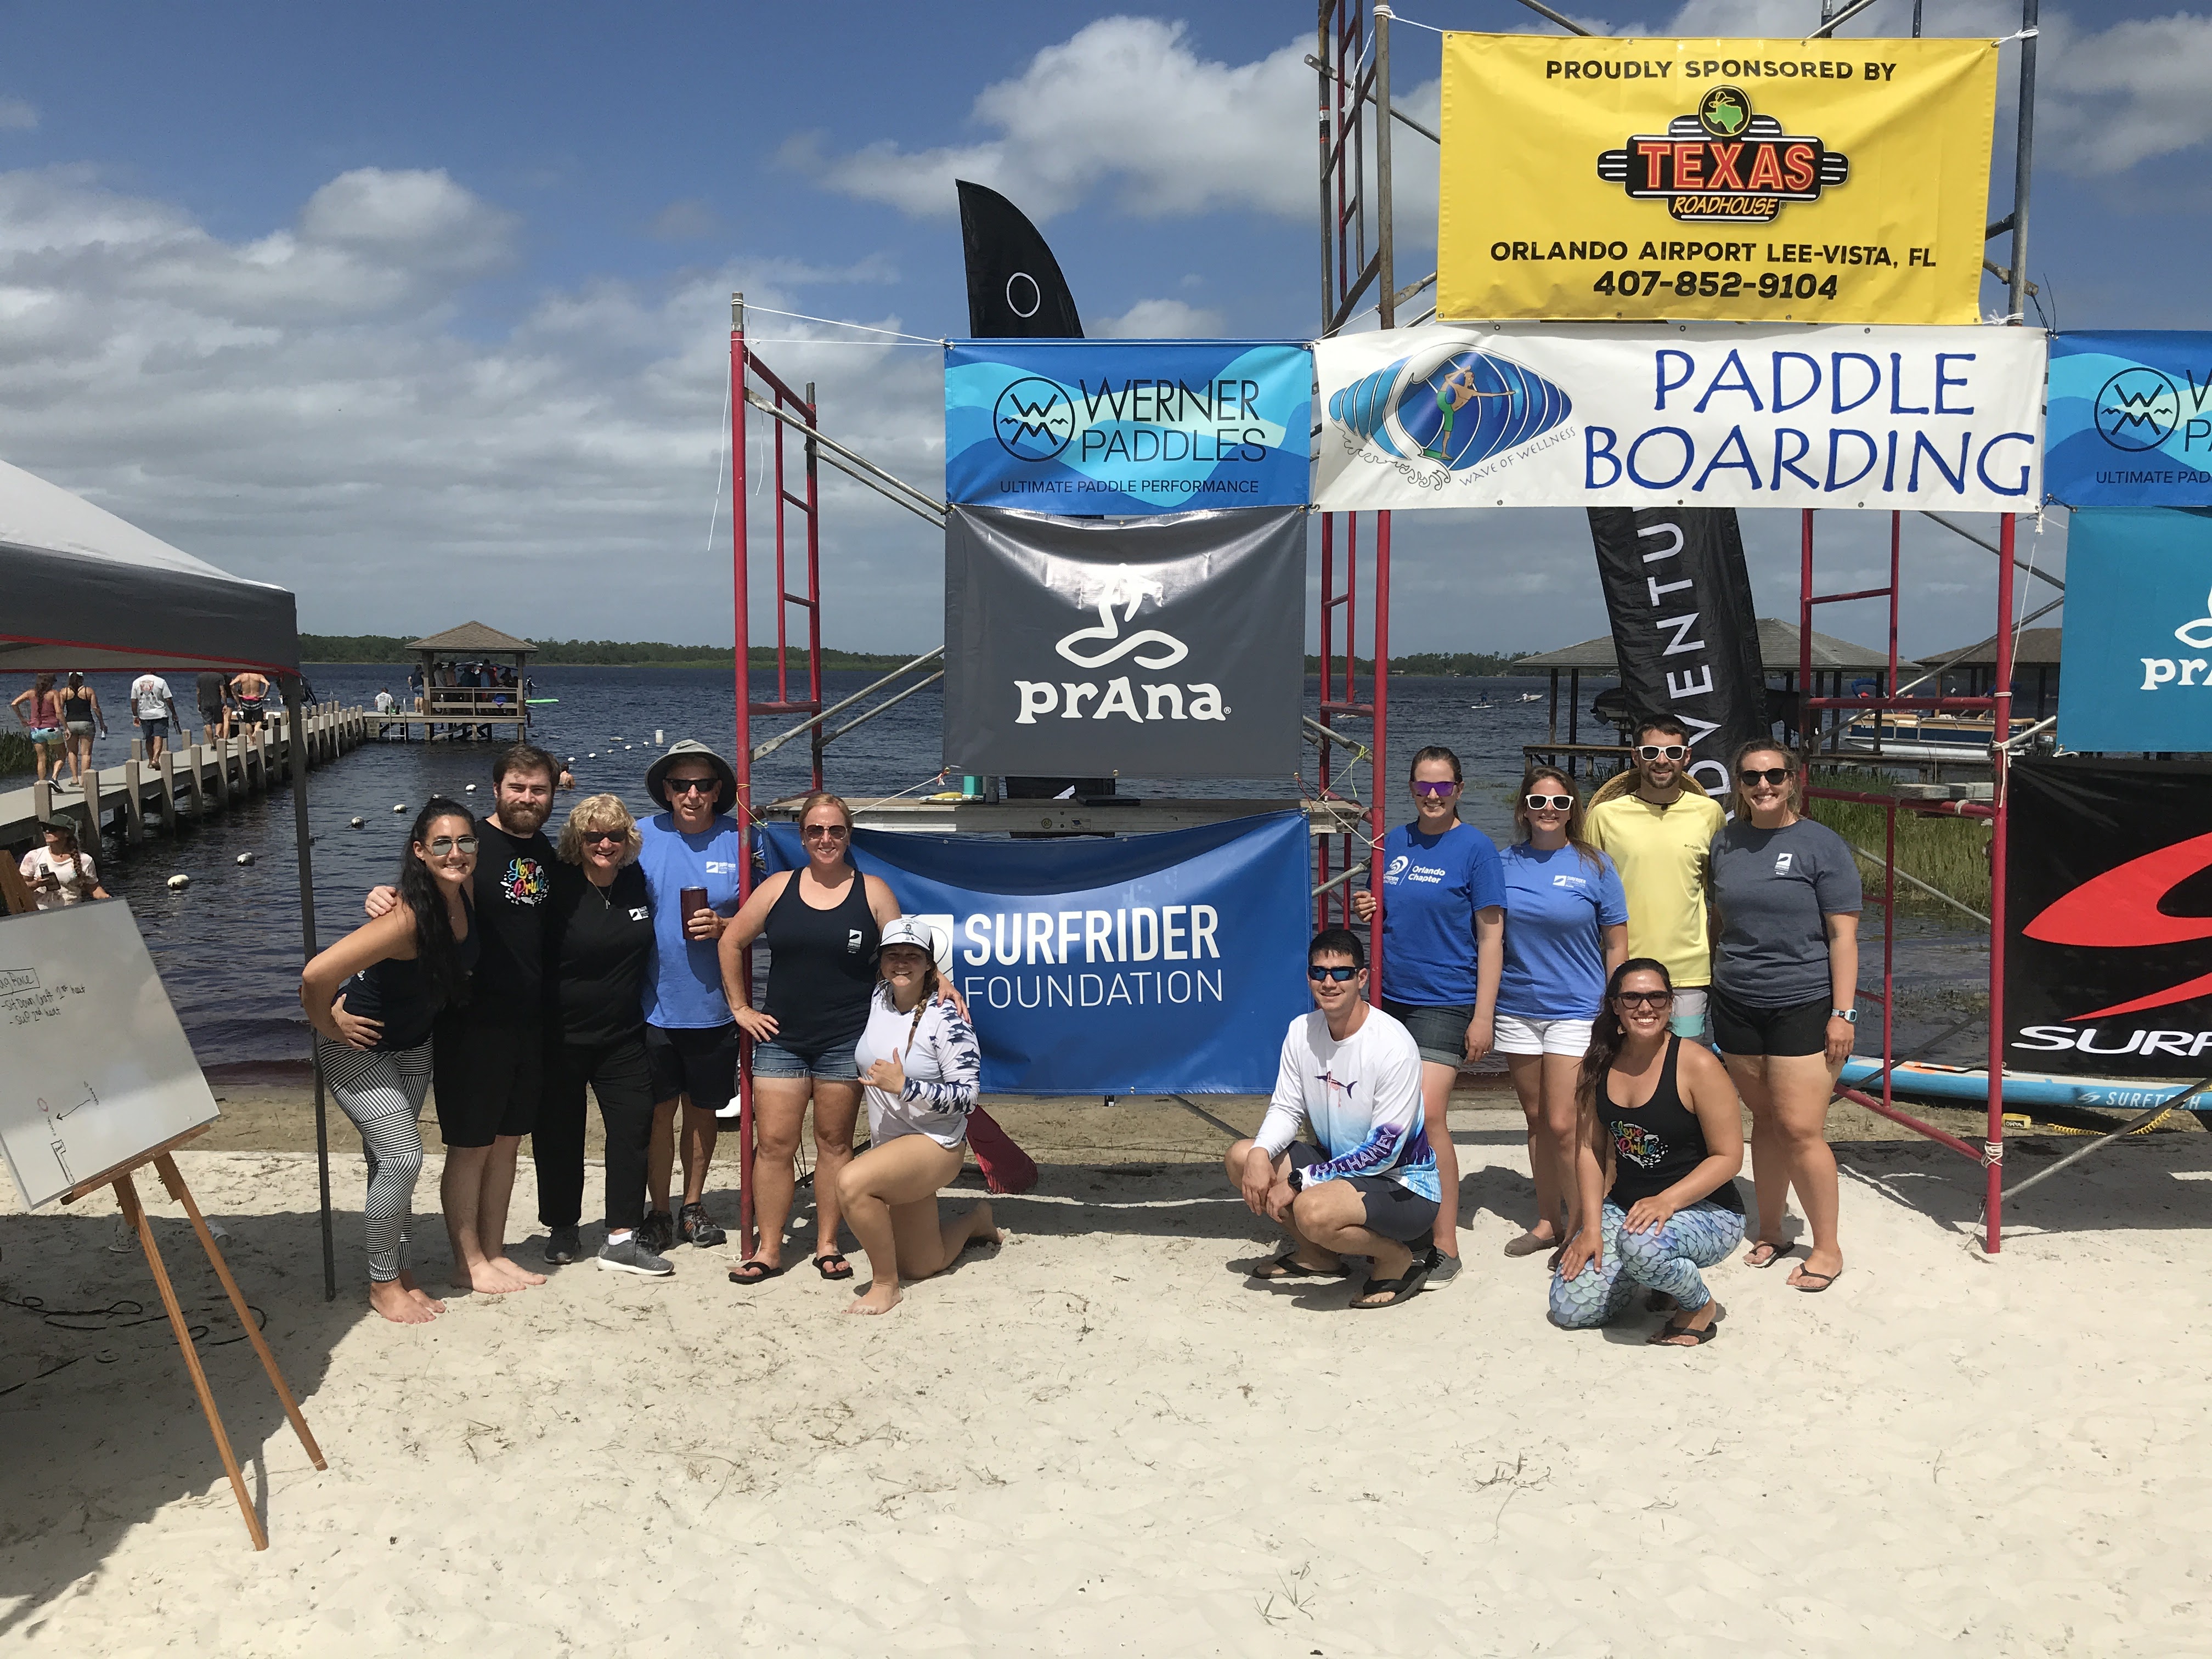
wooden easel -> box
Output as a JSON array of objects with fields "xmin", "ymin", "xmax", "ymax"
[{"xmin": 60, "ymin": 1123, "xmax": 327, "ymax": 1550}]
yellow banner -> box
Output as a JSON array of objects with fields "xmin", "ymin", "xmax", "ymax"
[{"xmin": 1437, "ymin": 35, "xmax": 1999, "ymax": 324}]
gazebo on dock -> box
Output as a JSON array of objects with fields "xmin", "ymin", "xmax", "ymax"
[
  {"xmin": 1521, "ymin": 617, "xmax": 1906, "ymax": 775},
  {"xmin": 402, "ymin": 621, "xmax": 536, "ymax": 741}
]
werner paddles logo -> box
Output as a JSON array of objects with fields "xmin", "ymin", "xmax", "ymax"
[
  {"xmin": 2096, "ymin": 368, "xmax": 2182, "ymax": 452},
  {"xmin": 1598, "ymin": 88, "xmax": 1850, "ymax": 224},
  {"xmin": 994, "ymin": 376, "xmax": 1076, "ymax": 461}
]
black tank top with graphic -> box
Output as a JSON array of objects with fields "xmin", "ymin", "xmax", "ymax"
[
  {"xmin": 761, "ymin": 866, "xmax": 881, "ymax": 1051},
  {"xmin": 1600, "ymin": 1035, "xmax": 1744, "ymax": 1213}
]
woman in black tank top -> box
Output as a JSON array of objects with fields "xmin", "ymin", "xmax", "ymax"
[
  {"xmin": 719, "ymin": 792, "xmax": 902, "ymax": 1283},
  {"xmin": 1550, "ymin": 958, "xmax": 1746, "ymax": 1346}
]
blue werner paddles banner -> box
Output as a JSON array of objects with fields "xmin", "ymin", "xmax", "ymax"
[
  {"xmin": 761, "ymin": 813, "xmax": 1312, "ymax": 1094},
  {"xmin": 2057, "ymin": 506, "xmax": 2212, "ymax": 753},
  {"xmin": 2047, "ymin": 332, "xmax": 2212, "ymax": 507},
  {"xmin": 945, "ymin": 339, "xmax": 1312, "ymax": 514}
]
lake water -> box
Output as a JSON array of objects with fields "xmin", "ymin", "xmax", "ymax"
[{"xmin": 19, "ymin": 665, "xmax": 1989, "ymax": 1069}]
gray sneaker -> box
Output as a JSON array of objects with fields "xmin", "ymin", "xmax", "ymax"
[
  {"xmin": 596, "ymin": 1234, "xmax": 674, "ymax": 1277},
  {"xmin": 543, "ymin": 1225, "xmax": 582, "ymax": 1264},
  {"xmin": 1426, "ymin": 1249, "xmax": 1462, "ymax": 1289}
]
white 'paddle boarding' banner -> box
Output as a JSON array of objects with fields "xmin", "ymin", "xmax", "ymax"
[{"xmin": 1313, "ymin": 323, "xmax": 2046, "ymax": 513}]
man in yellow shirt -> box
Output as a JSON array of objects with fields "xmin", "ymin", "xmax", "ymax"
[{"xmin": 1588, "ymin": 716, "xmax": 1726, "ymax": 1038}]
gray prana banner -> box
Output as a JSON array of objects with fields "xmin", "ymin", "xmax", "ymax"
[{"xmin": 943, "ymin": 504, "xmax": 1305, "ymax": 780}]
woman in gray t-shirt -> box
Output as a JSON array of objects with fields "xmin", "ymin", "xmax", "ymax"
[{"xmin": 1707, "ymin": 743, "xmax": 1861, "ymax": 1295}]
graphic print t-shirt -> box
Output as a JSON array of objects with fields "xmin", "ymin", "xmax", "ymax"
[
  {"xmin": 1255, "ymin": 1006, "xmax": 1439, "ymax": 1201},
  {"xmin": 464, "ymin": 819, "xmax": 556, "ymax": 1025},
  {"xmin": 1709, "ymin": 818, "xmax": 1862, "ymax": 1009},
  {"xmin": 637, "ymin": 813, "xmax": 747, "ymax": 1030},
  {"xmin": 1496, "ymin": 842, "xmax": 1630, "ymax": 1020},
  {"xmin": 1375, "ymin": 820, "xmax": 1506, "ymax": 1006},
  {"xmin": 130, "ymin": 675, "xmax": 171, "ymax": 719}
]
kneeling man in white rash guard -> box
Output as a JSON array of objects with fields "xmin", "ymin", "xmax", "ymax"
[{"xmin": 1224, "ymin": 926, "xmax": 1442, "ymax": 1309}]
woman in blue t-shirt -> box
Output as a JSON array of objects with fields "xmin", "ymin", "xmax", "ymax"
[
  {"xmin": 1351, "ymin": 745, "xmax": 1503, "ymax": 1283},
  {"xmin": 1495, "ymin": 766, "xmax": 1628, "ymax": 1258}
]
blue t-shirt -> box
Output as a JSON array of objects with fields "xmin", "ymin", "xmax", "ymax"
[
  {"xmin": 637, "ymin": 812, "xmax": 748, "ymax": 1029},
  {"xmin": 1496, "ymin": 842, "xmax": 1629, "ymax": 1020},
  {"xmin": 1376, "ymin": 820, "xmax": 1505, "ymax": 1007}
]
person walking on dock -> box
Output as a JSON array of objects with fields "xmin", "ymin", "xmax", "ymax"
[
  {"xmin": 128, "ymin": 669, "xmax": 178, "ymax": 762},
  {"xmin": 631, "ymin": 740, "xmax": 746, "ymax": 1254},
  {"xmin": 229, "ymin": 669, "xmax": 271, "ymax": 730},
  {"xmin": 10, "ymin": 674, "xmax": 66, "ymax": 787},
  {"xmin": 56, "ymin": 672, "xmax": 105, "ymax": 793},
  {"xmin": 195, "ymin": 670, "xmax": 230, "ymax": 738}
]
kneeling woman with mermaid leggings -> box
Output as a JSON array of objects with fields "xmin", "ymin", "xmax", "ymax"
[{"xmin": 1551, "ymin": 958, "xmax": 1746, "ymax": 1347}]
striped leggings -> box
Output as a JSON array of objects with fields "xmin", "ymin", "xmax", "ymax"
[
  {"xmin": 317, "ymin": 1037, "xmax": 431, "ymax": 1284},
  {"xmin": 1549, "ymin": 1199, "xmax": 1745, "ymax": 1328}
]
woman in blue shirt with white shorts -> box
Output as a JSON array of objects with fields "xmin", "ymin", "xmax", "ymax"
[
  {"xmin": 1351, "ymin": 744, "xmax": 1504, "ymax": 1283},
  {"xmin": 1496, "ymin": 766, "xmax": 1628, "ymax": 1257}
]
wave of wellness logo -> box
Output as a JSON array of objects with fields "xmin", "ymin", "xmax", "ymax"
[
  {"xmin": 1327, "ymin": 343, "xmax": 1572, "ymax": 479},
  {"xmin": 1597, "ymin": 87, "xmax": 1850, "ymax": 225},
  {"xmin": 2096, "ymin": 368, "xmax": 2182, "ymax": 452}
]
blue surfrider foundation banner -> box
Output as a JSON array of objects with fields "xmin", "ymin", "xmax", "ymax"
[
  {"xmin": 945, "ymin": 339, "xmax": 1312, "ymax": 514},
  {"xmin": 760, "ymin": 812, "xmax": 1312, "ymax": 1094}
]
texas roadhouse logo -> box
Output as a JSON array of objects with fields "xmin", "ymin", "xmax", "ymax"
[{"xmin": 1598, "ymin": 87, "xmax": 1850, "ymax": 224}]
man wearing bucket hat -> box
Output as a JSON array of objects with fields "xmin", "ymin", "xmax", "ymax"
[{"xmin": 633, "ymin": 738, "xmax": 748, "ymax": 1252}]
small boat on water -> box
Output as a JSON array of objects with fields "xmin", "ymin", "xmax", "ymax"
[
  {"xmin": 1837, "ymin": 709, "xmax": 1996, "ymax": 761},
  {"xmin": 1838, "ymin": 1057, "xmax": 2202, "ymax": 1114}
]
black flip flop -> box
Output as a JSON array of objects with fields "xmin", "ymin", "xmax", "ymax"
[
  {"xmin": 1648, "ymin": 1317, "xmax": 1721, "ymax": 1346},
  {"xmin": 1350, "ymin": 1254, "xmax": 1434, "ymax": 1309},
  {"xmin": 727, "ymin": 1257, "xmax": 789, "ymax": 1285},
  {"xmin": 1791, "ymin": 1268, "xmax": 1841, "ymax": 1294},
  {"xmin": 1743, "ymin": 1240, "xmax": 1789, "ymax": 1269},
  {"xmin": 814, "ymin": 1251, "xmax": 854, "ymax": 1282},
  {"xmin": 1251, "ymin": 1249, "xmax": 1347, "ymax": 1280}
]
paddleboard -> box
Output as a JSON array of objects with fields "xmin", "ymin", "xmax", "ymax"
[{"xmin": 1838, "ymin": 1058, "xmax": 2202, "ymax": 1114}]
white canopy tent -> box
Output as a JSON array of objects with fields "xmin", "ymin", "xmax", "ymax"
[{"xmin": 0, "ymin": 456, "xmax": 338, "ymax": 1296}]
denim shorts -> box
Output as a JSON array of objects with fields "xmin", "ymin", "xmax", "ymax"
[
  {"xmin": 1380, "ymin": 998, "xmax": 1474, "ymax": 1069},
  {"xmin": 749, "ymin": 1035, "xmax": 860, "ymax": 1082}
]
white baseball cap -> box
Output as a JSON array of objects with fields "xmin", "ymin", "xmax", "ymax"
[{"xmin": 879, "ymin": 916, "xmax": 950, "ymax": 975}]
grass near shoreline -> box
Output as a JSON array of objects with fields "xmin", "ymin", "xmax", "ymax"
[{"xmin": 1809, "ymin": 772, "xmax": 1993, "ymax": 917}]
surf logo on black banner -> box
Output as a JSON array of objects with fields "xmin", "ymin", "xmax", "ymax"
[{"xmin": 1597, "ymin": 88, "xmax": 1851, "ymax": 224}]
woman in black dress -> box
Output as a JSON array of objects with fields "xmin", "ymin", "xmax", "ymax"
[{"xmin": 718, "ymin": 792, "xmax": 901, "ymax": 1284}]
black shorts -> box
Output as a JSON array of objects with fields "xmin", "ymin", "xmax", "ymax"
[
  {"xmin": 1381, "ymin": 998, "xmax": 1474, "ymax": 1070},
  {"xmin": 1291, "ymin": 1144, "xmax": 1439, "ymax": 1242},
  {"xmin": 433, "ymin": 1017, "xmax": 544, "ymax": 1146},
  {"xmin": 646, "ymin": 1022, "xmax": 741, "ymax": 1114},
  {"xmin": 1711, "ymin": 989, "xmax": 1832, "ymax": 1059}
]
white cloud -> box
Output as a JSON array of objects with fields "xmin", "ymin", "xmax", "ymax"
[
  {"xmin": 0, "ymin": 164, "xmax": 947, "ymax": 646},
  {"xmin": 0, "ymin": 97, "xmax": 36, "ymax": 132},
  {"xmin": 1095, "ymin": 297, "xmax": 1223, "ymax": 337},
  {"xmin": 647, "ymin": 198, "xmax": 721, "ymax": 241},
  {"xmin": 788, "ymin": 18, "xmax": 1316, "ymax": 222},
  {"xmin": 2039, "ymin": 13, "xmax": 2212, "ymax": 174}
]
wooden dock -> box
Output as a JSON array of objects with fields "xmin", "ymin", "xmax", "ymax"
[{"xmin": 1, "ymin": 704, "xmax": 371, "ymax": 853}]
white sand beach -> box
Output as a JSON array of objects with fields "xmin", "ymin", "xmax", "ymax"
[{"xmin": 4, "ymin": 1102, "xmax": 2211, "ymax": 1656}]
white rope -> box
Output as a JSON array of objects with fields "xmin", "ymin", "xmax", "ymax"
[
  {"xmin": 1375, "ymin": 7, "xmax": 1447, "ymax": 34},
  {"xmin": 738, "ymin": 303, "xmax": 945, "ymax": 346},
  {"xmin": 704, "ymin": 373, "xmax": 730, "ymax": 562}
]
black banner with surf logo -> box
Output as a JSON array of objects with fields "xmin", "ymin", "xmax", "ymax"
[
  {"xmin": 2008, "ymin": 758, "xmax": 2212, "ymax": 1079},
  {"xmin": 1586, "ymin": 505, "xmax": 1768, "ymax": 797},
  {"xmin": 941, "ymin": 504, "xmax": 1304, "ymax": 780}
]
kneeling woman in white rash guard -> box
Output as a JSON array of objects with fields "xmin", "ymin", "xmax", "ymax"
[{"xmin": 837, "ymin": 919, "xmax": 1000, "ymax": 1314}]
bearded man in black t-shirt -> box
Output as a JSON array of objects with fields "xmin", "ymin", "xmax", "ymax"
[{"xmin": 369, "ymin": 742, "xmax": 560, "ymax": 1294}]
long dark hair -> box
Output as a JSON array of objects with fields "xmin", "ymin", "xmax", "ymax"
[
  {"xmin": 400, "ymin": 796, "xmax": 476, "ymax": 1006},
  {"xmin": 1578, "ymin": 957, "xmax": 1673, "ymax": 1106}
]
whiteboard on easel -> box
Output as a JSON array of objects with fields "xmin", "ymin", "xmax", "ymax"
[{"xmin": 0, "ymin": 899, "xmax": 219, "ymax": 1210}]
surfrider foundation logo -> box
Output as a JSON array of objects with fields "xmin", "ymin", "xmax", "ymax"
[
  {"xmin": 994, "ymin": 376, "xmax": 1075, "ymax": 461},
  {"xmin": 1597, "ymin": 88, "xmax": 1851, "ymax": 224},
  {"xmin": 2096, "ymin": 368, "xmax": 2182, "ymax": 452}
]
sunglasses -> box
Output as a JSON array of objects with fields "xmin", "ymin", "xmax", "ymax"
[
  {"xmin": 1613, "ymin": 990, "xmax": 1675, "ymax": 1011},
  {"xmin": 1637, "ymin": 744, "xmax": 1688, "ymax": 760},
  {"xmin": 666, "ymin": 777, "xmax": 719, "ymax": 795},
  {"xmin": 1525, "ymin": 793, "xmax": 1574, "ymax": 811},
  {"xmin": 1739, "ymin": 768, "xmax": 1795, "ymax": 786},
  {"xmin": 1307, "ymin": 964, "xmax": 1360, "ymax": 982},
  {"xmin": 583, "ymin": 829, "xmax": 627, "ymax": 845},
  {"xmin": 803, "ymin": 823, "xmax": 850, "ymax": 840},
  {"xmin": 424, "ymin": 835, "xmax": 478, "ymax": 856},
  {"xmin": 1412, "ymin": 780, "xmax": 1460, "ymax": 798}
]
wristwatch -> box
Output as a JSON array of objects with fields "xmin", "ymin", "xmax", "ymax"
[
  {"xmin": 1830, "ymin": 1007, "xmax": 1858, "ymax": 1024},
  {"xmin": 1286, "ymin": 1165, "xmax": 1306, "ymax": 1193}
]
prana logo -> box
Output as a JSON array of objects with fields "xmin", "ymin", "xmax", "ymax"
[
  {"xmin": 1014, "ymin": 566, "xmax": 1224, "ymax": 726},
  {"xmin": 2134, "ymin": 588, "xmax": 2212, "ymax": 691},
  {"xmin": 1054, "ymin": 570, "xmax": 1187, "ymax": 670},
  {"xmin": 1597, "ymin": 88, "xmax": 1850, "ymax": 224}
]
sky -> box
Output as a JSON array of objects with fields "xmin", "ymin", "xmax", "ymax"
[{"xmin": 0, "ymin": 0, "xmax": 2204, "ymax": 659}]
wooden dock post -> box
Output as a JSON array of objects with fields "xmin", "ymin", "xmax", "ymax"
[
  {"xmin": 122, "ymin": 744, "xmax": 146, "ymax": 844},
  {"xmin": 213, "ymin": 731, "xmax": 232, "ymax": 810},
  {"xmin": 31, "ymin": 777, "xmax": 50, "ymax": 827},
  {"xmin": 158, "ymin": 748, "xmax": 178, "ymax": 833}
]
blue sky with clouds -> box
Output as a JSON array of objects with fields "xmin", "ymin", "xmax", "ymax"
[{"xmin": 0, "ymin": 0, "xmax": 2204, "ymax": 657}]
